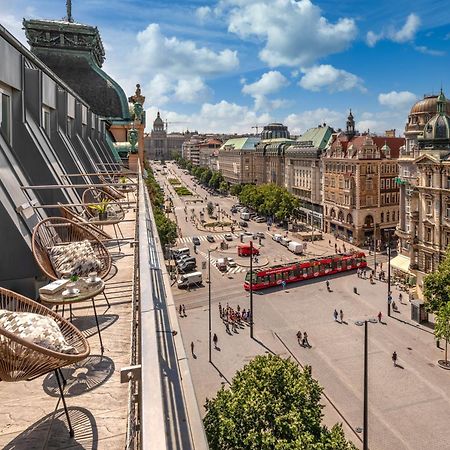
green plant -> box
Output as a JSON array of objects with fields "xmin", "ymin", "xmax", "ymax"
[
  {"xmin": 120, "ymin": 176, "xmax": 127, "ymax": 184},
  {"xmin": 89, "ymin": 198, "xmax": 110, "ymax": 214},
  {"xmin": 435, "ymin": 303, "xmax": 450, "ymax": 365},
  {"xmin": 70, "ymin": 274, "xmax": 79, "ymax": 282}
]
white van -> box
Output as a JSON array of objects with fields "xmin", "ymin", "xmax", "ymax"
[
  {"xmin": 240, "ymin": 211, "xmax": 250, "ymax": 221},
  {"xmin": 272, "ymin": 233, "xmax": 282, "ymax": 242},
  {"xmin": 173, "ymin": 247, "xmax": 190, "ymax": 259},
  {"xmin": 216, "ymin": 258, "xmax": 228, "ymax": 271},
  {"xmin": 177, "ymin": 272, "xmax": 202, "ymax": 288},
  {"xmin": 288, "ymin": 241, "xmax": 304, "ymax": 254},
  {"xmin": 280, "ymin": 237, "xmax": 292, "ymax": 247}
]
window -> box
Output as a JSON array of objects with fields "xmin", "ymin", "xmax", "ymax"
[
  {"xmin": 67, "ymin": 118, "xmax": 74, "ymax": 138},
  {"xmin": 426, "ymin": 199, "xmax": 433, "ymax": 216},
  {"xmin": 447, "ymin": 203, "xmax": 450, "ymax": 219},
  {"xmin": 366, "ymin": 179, "xmax": 373, "ymax": 190},
  {"xmin": 386, "ymin": 178, "xmax": 390, "ymax": 189},
  {"xmin": 367, "ymin": 196, "xmax": 373, "ymax": 206},
  {"xmin": 447, "ymin": 176, "xmax": 450, "ymax": 190},
  {"xmin": 381, "ymin": 179, "xmax": 385, "ymax": 189},
  {"xmin": 387, "ymin": 211, "xmax": 390, "ymax": 222},
  {"xmin": 426, "ymin": 173, "xmax": 432, "ymax": 187},
  {"xmin": 0, "ymin": 91, "xmax": 11, "ymax": 144},
  {"xmin": 42, "ymin": 106, "xmax": 51, "ymax": 136},
  {"xmin": 425, "ymin": 226, "xmax": 432, "ymax": 243},
  {"xmin": 381, "ymin": 212, "xmax": 384, "ymax": 222}
]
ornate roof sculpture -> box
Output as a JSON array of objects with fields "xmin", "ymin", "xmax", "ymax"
[{"xmin": 23, "ymin": 3, "xmax": 130, "ymax": 119}]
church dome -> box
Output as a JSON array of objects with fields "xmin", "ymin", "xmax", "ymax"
[
  {"xmin": 406, "ymin": 94, "xmax": 450, "ymax": 132},
  {"xmin": 420, "ymin": 91, "xmax": 450, "ymax": 141},
  {"xmin": 153, "ymin": 111, "xmax": 165, "ymax": 132},
  {"xmin": 261, "ymin": 122, "xmax": 290, "ymax": 140}
]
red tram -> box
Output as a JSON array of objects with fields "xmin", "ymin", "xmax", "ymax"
[{"xmin": 244, "ymin": 251, "xmax": 367, "ymax": 291}]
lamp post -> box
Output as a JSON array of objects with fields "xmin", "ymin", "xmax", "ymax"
[
  {"xmin": 208, "ymin": 249, "xmax": 212, "ymax": 363},
  {"xmin": 387, "ymin": 231, "xmax": 392, "ymax": 317},
  {"xmin": 249, "ymin": 240, "xmax": 254, "ymax": 339},
  {"xmin": 363, "ymin": 320, "xmax": 368, "ymax": 450}
]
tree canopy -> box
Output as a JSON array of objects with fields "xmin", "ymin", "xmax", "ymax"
[
  {"xmin": 423, "ymin": 249, "xmax": 450, "ymax": 312},
  {"xmin": 238, "ymin": 184, "xmax": 300, "ymax": 221},
  {"xmin": 435, "ymin": 302, "xmax": 450, "ymax": 364},
  {"xmin": 203, "ymin": 354, "xmax": 356, "ymax": 450}
]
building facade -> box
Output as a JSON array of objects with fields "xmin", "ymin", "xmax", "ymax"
[
  {"xmin": 218, "ymin": 137, "xmax": 260, "ymax": 184},
  {"xmin": 322, "ymin": 131, "xmax": 404, "ymax": 246},
  {"xmin": 284, "ymin": 125, "xmax": 333, "ymax": 227},
  {"xmin": 198, "ymin": 138, "xmax": 222, "ymax": 168}
]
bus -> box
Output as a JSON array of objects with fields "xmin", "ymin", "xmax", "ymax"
[{"xmin": 244, "ymin": 251, "xmax": 367, "ymax": 291}]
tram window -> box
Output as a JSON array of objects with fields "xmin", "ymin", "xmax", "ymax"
[
  {"xmin": 349, "ymin": 259, "xmax": 355, "ymax": 266},
  {"xmin": 288, "ymin": 270, "xmax": 295, "ymax": 278},
  {"xmin": 263, "ymin": 276, "xmax": 270, "ymax": 283},
  {"xmin": 355, "ymin": 257, "xmax": 360, "ymax": 264},
  {"xmin": 313, "ymin": 265, "xmax": 319, "ymax": 274},
  {"xmin": 276, "ymin": 273, "xmax": 283, "ymax": 281},
  {"xmin": 326, "ymin": 262, "xmax": 332, "ymax": 271},
  {"xmin": 294, "ymin": 268, "xmax": 301, "ymax": 277},
  {"xmin": 331, "ymin": 260, "xmax": 337, "ymax": 269},
  {"xmin": 253, "ymin": 274, "xmax": 259, "ymax": 283},
  {"xmin": 307, "ymin": 267, "xmax": 313, "ymax": 276},
  {"xmin": 337, "ymin": 261, "xmax": 342, "ymax": 269},
  {"xmin": 270, "ymin": 274, "xmax": 276, "ymax": 283}
]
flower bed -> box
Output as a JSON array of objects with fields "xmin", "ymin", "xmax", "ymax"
[
  {"xmin": 174, "ymin": 186, "xmax": 193, "ymax": 196},
  {"xmin": 168, "ymin": 178, "xmax": 181, "ymax": 185}
]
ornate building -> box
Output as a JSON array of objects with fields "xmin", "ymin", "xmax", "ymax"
[
  {"xmin": 322, "ymin": 112, "xmax": 404, "ymax": 245},
  {"xmin": 284, "ymin": 125, "xmax": 333, "ymax": 228},
  {"xmin": 395, "ymin": 91, "xmax": 450, "ymax": 296},
  {"xmin": 198, "ymin": 138, "xmax": 222, "ymax": 168}
]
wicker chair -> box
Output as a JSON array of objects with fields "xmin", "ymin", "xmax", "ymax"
[
  {"xmin": 0, "ymin": 287, "xmax": 90, "ymax": 436},
  {"xmin": 97, "ymin": 174, "xmax": 127, "ymax": 200},
  {"xmin": 58, "ymin": 203, "xmax": 112, "ymax": 242},
  {"xmin": 31, "ymin": 217, "xmax": 112, "ymax": 281}
]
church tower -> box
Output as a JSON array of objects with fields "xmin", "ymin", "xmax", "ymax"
[{"xmin": 346, "ymin": 109, "xmax": 356, "ymax": 139}]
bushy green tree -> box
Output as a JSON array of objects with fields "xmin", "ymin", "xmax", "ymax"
[
  {"xmin": 219, "ymin": 180, "xmax": 229, "ymax": 194},
  {"xmin": 204, "ymin": 354, "xmax": 356, "ymax": 450},
  {"xmin": 423, "ymin": 249, "xmax": 450, "ymax": 312},
  {"xmin": 209, "ymin": 172, "xmax": 223, "ymax": 189},
  {"xmin": 435, "ymin": 302, "xmax": 450, "ymax": 365},
  {"xmin": 230, "ymin": 184, "xmax": 243, "ymax": 196},
  {"xmin": 207, "ymin": 201, "xmax": 214, "ymax": 217},
  {"xmin": 201, "ymin": 168, "xmax": 213, "ymax": 185}
]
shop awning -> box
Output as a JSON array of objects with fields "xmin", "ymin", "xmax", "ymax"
[{"xmin": 389, "ymin": 254, "xmax": 411, "ymax": 273}]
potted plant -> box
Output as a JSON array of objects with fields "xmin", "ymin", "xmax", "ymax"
[
  {"xmin": 89, "ymin": 199, "xmax": 110, "ymax": 221},
  {"xmin": 119, "ymin": 176, "xmax": 128, "ymax": 189}
]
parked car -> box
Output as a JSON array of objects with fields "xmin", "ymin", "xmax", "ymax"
[
  {"xmin": 224, "ymin": 234, "xmax": 233, "ymax": 241},
  {"xmin": 244, "ymin": 231, "xmax": 253, "ymax": 236},
  {"xmin": 178, "ymin": 261, "xmax": 197, "ymax": 273},
  {"xmin": 178, "ymin": 272, "xmax": 202, "ymax": 289},
  {"xmin": 227, "ymin": 257, "xmax": 237, "ymax": 267},
  {"xmin": 254, "ymin": 217, "xmax": 266, "ymax": 223},
  {"xmin": 256, "ymin": 232, "xmax": 265, "ymax": 239},
  {"xmin": 206, "ymin": 235, "xmax": 215, "ymax": 243},
  {"xmin": 280, "ymin": 237, "xmax": 291, "ymax": 247},
  {"xmin": 192, "ymin": 236, "xmax": 201, "ymax": 246},
  {"xmin": 239, "ymin": 220, "xmax": 248, "ymax": 228},
  {"xmin": 177, "ymin": 256, "xmax": 196, "ymax": 266},
  {"xmin": 172, "ymin": 247, "xmax": 190, "ymax": 259}
]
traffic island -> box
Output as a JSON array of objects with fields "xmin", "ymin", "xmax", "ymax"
[{"xmin": 438, "ymin": 360, "xmax": 450, "ymax": 370}]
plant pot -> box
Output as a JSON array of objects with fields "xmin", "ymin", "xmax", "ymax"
[{"xmin": 99, "ymin": 212, "xmax": 108, "ymax": 221}]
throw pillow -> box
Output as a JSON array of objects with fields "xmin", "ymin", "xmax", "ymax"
[
  {"xmin": 0, "ymin": 309, "xmax": 77, "ymax": 354},
  {"xmin": 49, "ymin": 240, "xmax": 102, "ymax": 278}
]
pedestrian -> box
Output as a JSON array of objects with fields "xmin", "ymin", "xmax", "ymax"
[
  {"xmin": 303, "ymin": 331, "xmax": 309, "ymax": 347},
  {"xmin": 191, "ymin": 341, "xmax": 195, "ymax": 356},
  {"xmin": 378, "ymin": 311, "xmax": 382, "ymax": 323},
  {"xmin": 282, "ymin": 280, "xmax": 287, "ymax": 290},
  {"xmin": 399, "ymin": 292, "xmax": 403, "ymax": 304},
  {"xmin": 219, "ymin": 302, "xmax": 223, "ymax": 318},
  {"xmin": 329, "ymin": 239, "xmax": 331, "ymax": 246},
  {"xmin": 392, "ymin": 351, "xmax": 397, "ymax": 367},
  {"xmin": 326, "ymin": 280, "xmax": 330, "ymax": 291},
  {"xmin": 213, "ymin": 333, "xmax": 218, "ymax": 349},
  {"xmin": 237, "ymin": 304, "xmax": 240, "ymax": 313},
  {"xmin": 179, "ymin": 304, "xmax": 183, "ymax": 317},
  {"xmin": 296, "ymin": 330, "xmax": 302, "ymax": 345},
  {"xmin": 182, "ymin": 304, "xmax": 186, "ymax": 317},
  {"xmin": 339, "ymin": 309, "xmax": 344, "ymax": 323},
  {"xmin": 333, "ymin": 309, "xmax": 338, "ymax": 321}
]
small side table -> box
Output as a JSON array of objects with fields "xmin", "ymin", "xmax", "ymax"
[
  {"xmin": 89, "ymin": 214, "xmax": 124, "ymax": 251},
  {"xmin": 40, "ymin": 278, "xmax": 106, "ymax": 354}
]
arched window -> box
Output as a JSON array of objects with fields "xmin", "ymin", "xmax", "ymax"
[
  {"xmin": 364, "ymin": 215, "xmax": 374, "ymax": 227},
  {"xmin": 347, "ymin": 214, "xmax": 353, "ymax": 224},
  {"xmin": 338, "ymin": 210, "xmax": 344, "ymax": 222},
  {"xmin": 330, "ymin": 208, "xmax": 336, "ymax": 219}
]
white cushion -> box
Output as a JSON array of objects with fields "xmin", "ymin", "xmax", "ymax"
[
  {"xmin": 49, "ymin": 240, "xmax": 102, "ymax": 278},
  {"xmin": 0, "ymin": 309, "xmax": 77, "ymax": 354}
]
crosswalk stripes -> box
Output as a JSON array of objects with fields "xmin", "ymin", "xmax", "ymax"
[
  {"xmin": 176, "ymin": 234, "xmax": 228, "ymax": 245},
  {"xmin": 197, "ymin": 250, "xmax": 246, "ymax": 274}
]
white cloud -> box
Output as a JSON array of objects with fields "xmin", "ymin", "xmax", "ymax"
[
  {"xmin": 223, "ymin": 0, "xmax": 357, "ymax": 67},
  {"xmin": 366, "ymin": 13, "xmax": 420, "ymax": 47},
  {"xmin": 134, "ymin": 23, "xmax": 239, "ymax": 77},
  {"xmin": 299, "ymin": 64, "xmax": 365, "ymax": 92},
  {"xmin": 356, "ymin": 110, "xmax": 408, "ymax": 136},
  {"xmin": 174, "ymin": 77, "xmax": 211, "ymax": 103},
  {"xmin": 242, "ymin": 71, "xmax": 290, "ymax": 110},
  {"xmin": 146, "ymin": 74, "xmax": 172, "ymax": 105},
  {"xmin": 414, "ymin": 45, "xmax": 445, "ymax": 56},
  {"xmin": 284, "ymin": 108, "xmax": 345, "ymax": 134},
  {"xmin": 145, "ymin": 100, "xmax": 272, "ymax": 134},
  {"xmin": 195, "ymin": 6, "xmax": 212, "ymax": 22},
  {"xmin": 378, "ymin": 91, "xmax": 417, "ymax": 109}
]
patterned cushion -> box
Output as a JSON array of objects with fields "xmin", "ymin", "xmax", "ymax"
[
  {"xmin": 0, "ymin": 309, "xmax": 77, "ymax": 354},
  {"xmin": 49, "ymin": 240, "xmax": 102, "ymax": 278}
]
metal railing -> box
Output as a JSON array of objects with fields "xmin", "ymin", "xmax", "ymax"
[{"xmin": 125, "ymin": 161, "xmax": 209, "ymax": 450}]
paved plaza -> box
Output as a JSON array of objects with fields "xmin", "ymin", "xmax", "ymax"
[{"xmin": 163, "ymin": 161, "xmax": 449, "ymax": 450}]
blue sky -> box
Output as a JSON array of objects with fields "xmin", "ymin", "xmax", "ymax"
[{"xmin": 1, "ymin": 0, "xmax": 449, "ymax": 134}]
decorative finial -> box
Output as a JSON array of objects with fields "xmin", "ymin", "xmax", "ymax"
[{"xmin": 66, "ymin": 0, "xmax": 73, "ymax": 23}]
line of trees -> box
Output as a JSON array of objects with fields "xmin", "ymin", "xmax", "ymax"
[
  {"xmin": 203, "ymin": 354, "xmax": 356, "ymax": 449},
  {"xmin": 238, "ymin": 183, "xmax": 301, "ymax": 222},
  {"xmin": 175, "ymin": 156, "xmax": 229, "ymax": 193},
  {"xmin": 145, "ymin": 163, "xmax": 178, "ymax": 247}
]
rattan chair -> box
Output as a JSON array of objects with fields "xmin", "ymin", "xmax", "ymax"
[
  {"xmin": 97, "ymin": 174, "xmax": 127, "ymax": 200},
  {"xmin": 0, "ymin": 287, "xmax": 90, "ymax": 436},
  {"xmin": 31, "ymin": 217, "xmax": 112, "ymax": 281},
  {"xmin": 58, "ymin": 203, "xmax": 112, "ymax": 242}
]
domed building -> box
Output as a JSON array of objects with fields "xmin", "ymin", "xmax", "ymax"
[
  {"xmin": 260, "ymin": 123, "xmax": 290, "ymax": 140},
  {"xmin": 396, "ymin": 90, "xmax": 450, "ymax": 298}
]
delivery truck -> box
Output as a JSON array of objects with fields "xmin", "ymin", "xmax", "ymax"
[
  {"xmin": 177, "ymin": 272, "xmax": 203, "ymax": 288},
  {"xmin": 288, "ymin": 241, "xmax": 304, "ymax": 254}
]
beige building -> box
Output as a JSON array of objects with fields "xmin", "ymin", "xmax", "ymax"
[
  {"xmin": 218, "ymin": 137, "xmax": 260, "ymax": 184},
  {"xmin": 323, "ymin": 131, "xmax": 404, "ymax": 246},
  {"xmin": 394, "ymin": 91, "xmax": 450, "ymax": 295},
  {"xmin": 198, "ymin": 138, "xmax": 222, "ymax": 168}
]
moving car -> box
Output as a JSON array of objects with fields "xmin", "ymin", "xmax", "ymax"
[
  {"xmin": 178, "ymin": 272, "xmax": 203, "ymax": 289},
  {"xmin": 254, "ymin": 217, "xmax": 266, "ymax": 223},
  {"xmin": 206, "ymin": 235, "xmax": 215, "ymax": 243},
  {"xmin": 256, "ymin": 232, "xmax": 265, "ymax": 239},
  {"xmin": 192, "ymin": 236, "xmax": 201, "ymax": 246},
  {"xmin": 227, "ymin": 257, "xmax": 237, "ymax": 267},
  {"xmin": 224, "ymin": 234, "xmax": 233, "ymax": 241},
  {"xmin": 216, "ymin": 258, "xmax": 228, "ymax": 271},
  {"xmin": 239, "ymin": 220, "xmax": 248, "ymax": 228},
  {"xmin": 237, "ymin": 244, "xmax": 260, "ymax": 257}
]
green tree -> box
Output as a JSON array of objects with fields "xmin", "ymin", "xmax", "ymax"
[
  {"xmin": 203, "ymin": 354, "xmax": 356, "ymax": 450},
  {"xmin": 207, "ymin": 201, "xmax": 214, "ymax": 217},
  {"xmin": 230, "ymin": 183, "xmax": 243, "ymax": 196},
  {"xmin": 435, "ymin": 302, "xmax": 450, "ymax": 366},
  {"xmin": 209, "ymin": 172, "xmax": 221, "ymax": 189},
  {"xmin": 219, "ymin": 180, "xmax": 229, "ymax": 194},
  {"xmin": 201, "ymin": 168, "xmax": 213, "ymax": 185},
  {"xmin": 423, "ymin": 249, "xmax": 450, "ymax": 312}
]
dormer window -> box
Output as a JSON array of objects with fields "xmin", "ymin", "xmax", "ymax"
[{"xmin": 0, "ymin": 85, "xmax": 12, "ymax": 144}]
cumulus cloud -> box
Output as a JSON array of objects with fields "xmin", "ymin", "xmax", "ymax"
[
  {"xmin": 378, "ymin": 91, "xmax": 417, "ymax": 109},
  {"xmin": 196, "ymin": 6, "xmax": 212, "ymax": 22},
  {"xmin": 284, "ymin": 108, "xmax": 345, "ymax": 134},
  {"xmin": 242, "ymin": 71, "xmax": 290, "ymax": 110},
  {"xmin": 366, "ymin": 13, "xmax": 420, "ymax": 47},
  {"xmin": 223, "ymin": 0, "xmax": 357, "ymax": 67},
  {"xmin": 299, "ymin": 65, "xmax": 365, "ymax": 92},
  {"xmin": 145, "ymin": 101, "xmax": 272, "ymax": 134},
  {"xmin": 135, "ymin": 23, "xmax": 238, "ymax": 77},
  {"xmin": 174, "ymin": 77, "xmax": 211, "ymax": 103},
  {"xmin": 356, "ymin": 110, "xmax": 408, "ymax": 136}
]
